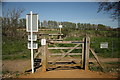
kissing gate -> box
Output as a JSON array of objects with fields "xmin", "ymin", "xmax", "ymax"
[{"xmin": 26, "ymin": 12, "xmax": 103, "ymax": 73}]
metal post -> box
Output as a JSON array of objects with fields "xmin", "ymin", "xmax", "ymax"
[{"xmin": 30, "ymin": 11, "xmax": 34, "ymax": 73}]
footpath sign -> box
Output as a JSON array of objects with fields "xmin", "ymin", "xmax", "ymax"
[
  {"xmin": 41, "ymin": 39, "xmax": 46, "ymax": 45},
  {"xmin": 26, "ymin": 13, "xmax": 38, "ymax": 32},
  {"xmin": 28, "ymin": 42, "xmax": 38, "ymax": 49},
  {"xmin": 28, "ymin": 35, "xmax": 37, "ymax": 41},
  {"xmin": 26, "ymin": 11, "xmax": 38, "ymax": 73},
  {"xmin": 100, "ymin": 42, "xmax": 108, "ymax": 48}
]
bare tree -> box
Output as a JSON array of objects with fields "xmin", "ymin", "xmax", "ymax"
[
  {"xmin": 3, "ymin": 8, "xmax": 25, "ymax": 27},
  {"xmin": 2, "ymin": 8, "xmax": 25, "ymax": 37},
  {"xmin": 98, "ymin": 2, "xmax": 120, "ymax": 20}
]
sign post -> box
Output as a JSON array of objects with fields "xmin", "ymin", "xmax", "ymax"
[
  {"xmin": 30, "ymin": 11, "xmax": 34, "ymax": 73},
  {"xmin": 59, "ymin": 25, "xmax": 62, "ymax": 34},
  {"xmin": 26, "ymin": 11, "xmax": 38, "ymax": 73},
  {"xmin": 59, "ymin": 25, "xmax": 62, "ymax": 39},
  {"xmin": 41, "ymin": 38, "xmax": 47, "ymax": 72}
]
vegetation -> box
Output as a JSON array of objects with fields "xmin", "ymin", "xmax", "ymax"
[
  {"xmin": 2, "ymin": 8, "xmax": 30, "ymax": 60},
  {"xmin": 2, "ymin": 28, "xmax": 119, "ymax": 60},
  {"xmin": 2, "ymin": 3, "xmax": 120, "ymax": 78},
  {"xmin": 2, "ymin": 8, "xmax": 25, "ymax": 37},
  {"xmin": 89, "ymin": 62, "xmax": 120, "ymax": 75},
  {"xmin": 2, "ymin": 35, "xmax": 30, "ymax": 60},
  {"xmin": 2, "ymin": 7, "xmax": 119, "ymax": 60},
  {"xmin": 49, "ymin": 35, "xmax": 119, "ymax": 58},
  {"xmin": 91, "ymin": 37, "xmax": 119, "ymax": 58},
  {"xmin": 98, "ymin": 2, "xmax": 120, "ymax": 20}
]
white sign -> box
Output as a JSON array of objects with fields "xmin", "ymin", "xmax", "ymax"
[
  {"xmin": 26, "ymin": 14, "xmax": 38, "ymax": 32},
  {"xmin": 100, "ymin": 42, "xmax": 108, "ymax": 48},
  {"xmin": 28, "ymin": 35, "xmax": 37, "ymax": 41},
  {"xmin": 59, "ymin": 25, "xmax": 62, "ymax": 28},
  {"xmin": 28, "ymin": 42, "xmax": 38, "ymax": 49},
  {"xmin": 41, "ymin": 39, "xmax": 46, "ymax": 45}
]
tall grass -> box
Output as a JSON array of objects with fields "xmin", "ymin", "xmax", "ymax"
[
  {"xmin": 2, "ymin": 36, "xmax": 30, "ymax": 60},
  {"xmin": 91, "ymin": 37, "xmax": 119, "ymax": 58}
]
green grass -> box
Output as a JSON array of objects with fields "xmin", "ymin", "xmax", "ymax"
[
  {"xmin": 2, "ymin": 29, "xmax": 119, "ymax": 60},
  {"xmin": 49, "ymin": 35, "xmax": 119, "ymax": 58},
  {"xmin": 90, "ymin": 37, "xmax": 119, "ymax": 58},
  {"xmin": 60, "ymin": 36, "xmax": 119, "ymax": 58},
  {"xmin": 2, "ymin": 36, "xmax": 30, "ymax": 60},
  {"xmin": 61, "ymin": 35, "xmax": 119, "ymax": 58}
]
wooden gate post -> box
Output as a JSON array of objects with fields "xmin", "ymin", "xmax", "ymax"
[
  {"xmin": 81, "ymin": 38, "xmax": 85, "ymax": 69},
  {"xmin": 84, "ymin": 36, "xmax": 90, "ymax": 70},
  {"xmin": 41, "ymin": 39, "xmax": 47, "ymax": 72}
]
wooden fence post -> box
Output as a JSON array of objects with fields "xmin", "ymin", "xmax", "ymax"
[
  {"xmin": 41, "ymin": 39, "xmax": 47, "ymax": 72},
  {"xmin": 84, "ymin": 36, "xmax": 90, "ymax": 70},
  {"xmin": 81, "ymin": 38, "xmax": 85, "ymax": 69}
]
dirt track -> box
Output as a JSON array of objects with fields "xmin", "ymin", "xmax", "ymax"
[
  {"xmin": 2, "ymin": 58, "xmax": 119, "ymax": 78},
  {"xmin": 20, "ymin": 69, "xmax": 116, "ymax": 78},
  {"xmin": 2, "ymin": 59, "xmax": 31, "ymax": 72},
  {"xmin": 2, "ymin": 58, "xmax": 119, "ymax": 72}
]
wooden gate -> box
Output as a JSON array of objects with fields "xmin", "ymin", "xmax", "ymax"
[
  {"xmin": 33, "ymin": 35, "xmax": 103, "ymax": 72},
  {"xmin": 39, "ymin": 36, "xmax": 91, "ymax": 72}
]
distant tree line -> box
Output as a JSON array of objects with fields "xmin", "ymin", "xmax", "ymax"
[
  {"xmin": 2, "ymin": 8, "xmax": 119, "ymax": 38},
  {"xmin": 40, "ymin": 20, "xmax": 114, "ymax": 31},
  {"xmin": 2, "ymin": 16, "xmax": 119, "ymax": 31},
  {"xmin": 3, "ymin": 16, "xmax": 115, "ymax": 31}
]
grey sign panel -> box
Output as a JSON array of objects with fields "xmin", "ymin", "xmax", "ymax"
[
  {"xmin": 28, "ymin": 35, "xmax": 37, "ymax": 41},
  {"xmin": 100, "ymin": 42, "xmax": 108, "ymax": 48},
  {"xmin": 26, "ymin": 14, "xmax": 38, "ymax": 32},
  {"xmin": 28, "ymin": 42, "xmax": 38, "ymax": 49}
]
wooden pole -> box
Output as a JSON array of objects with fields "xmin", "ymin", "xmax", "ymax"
[
  {"xmin": 81, "ymin": 38, "xmax": 85, "ymax": 69},
  {"xmin": 90, "ymin": 48, "xmax": 104, "ymax": 69},
  {"xmin": 41, "ymin": 39, "xmax": 47, "ymax": 72},
  {"xmin": 41, "ymin": 45, "xmax": 47, "ymax": 72},
  {"xmin": 84, "ymin": 37, "xmax": 90, "ymax": 70}
]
